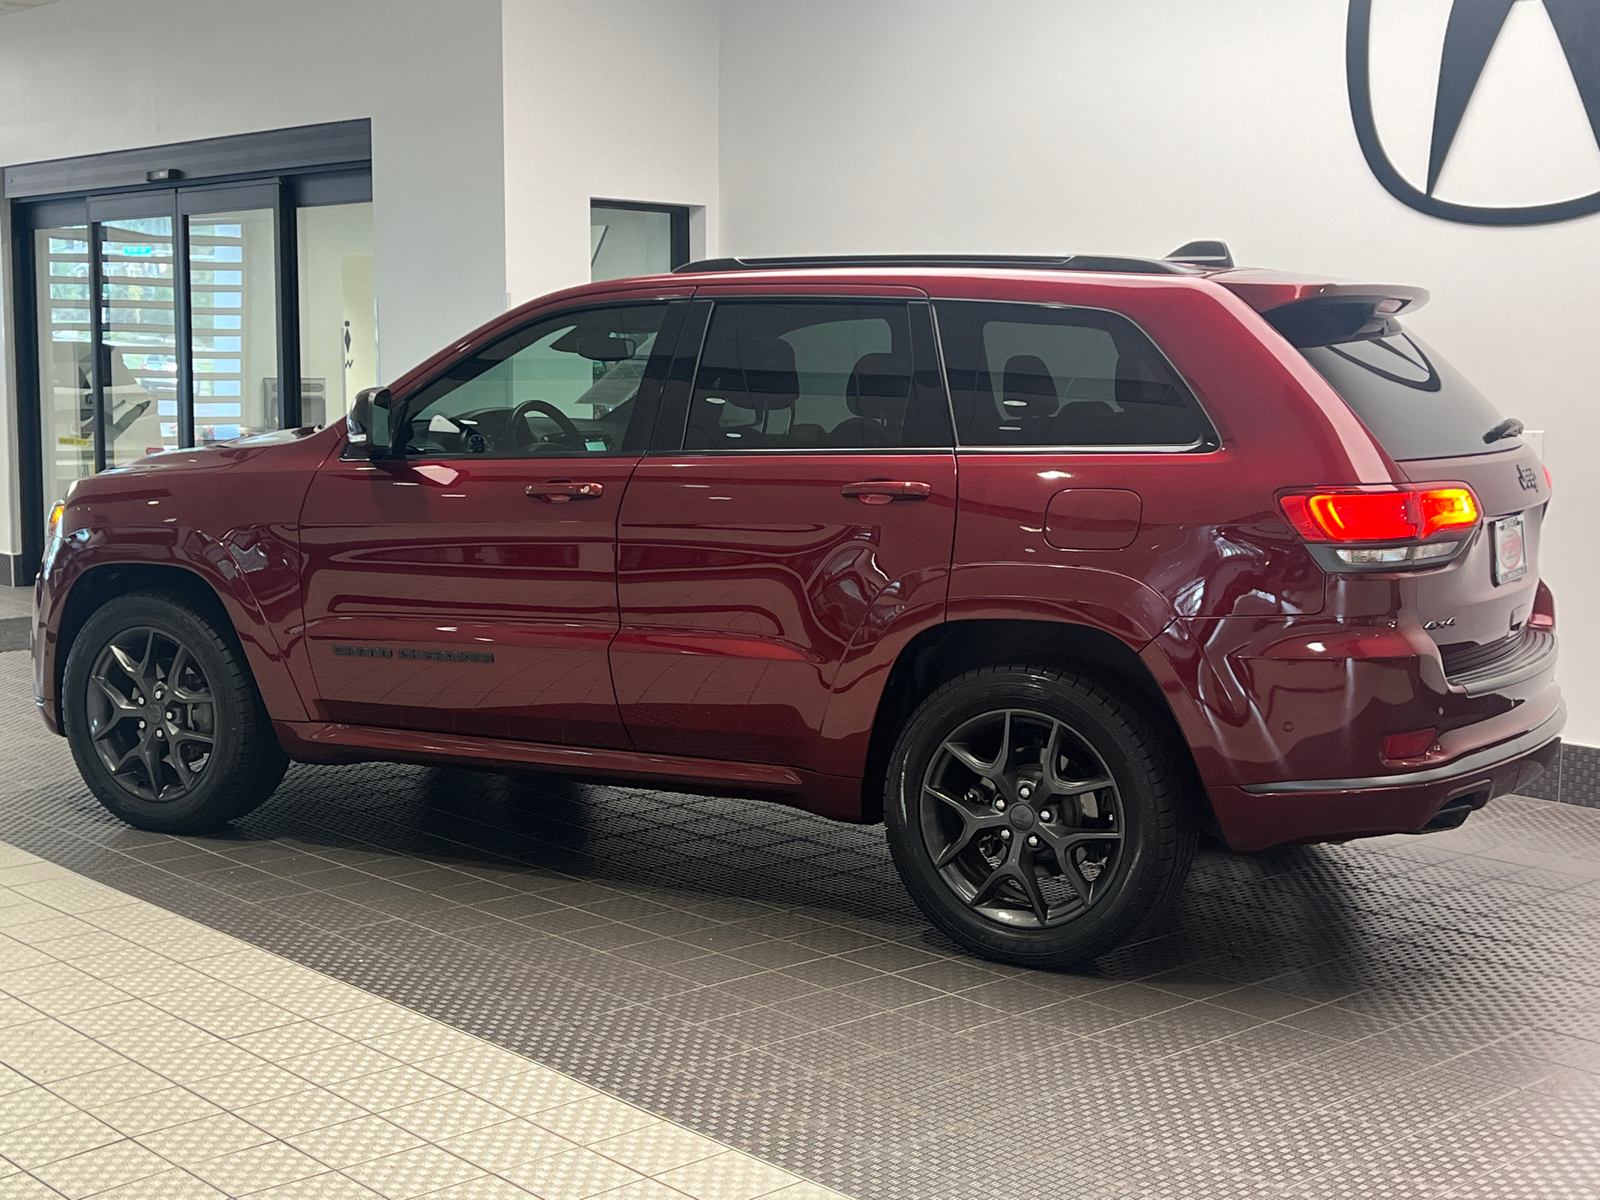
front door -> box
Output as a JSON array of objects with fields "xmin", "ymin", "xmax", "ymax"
[
  {"xmin": 299, "ymin": 299, "xmax": 680, "ymax": 747},
  {"xmin": 613, "ymin": 297, "xmax": 957, "ymax": 769}
]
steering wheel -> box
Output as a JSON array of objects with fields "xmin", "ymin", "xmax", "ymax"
[{"xmin": 508, "ymin": 399, "xmax": 583, "ymax": 450}]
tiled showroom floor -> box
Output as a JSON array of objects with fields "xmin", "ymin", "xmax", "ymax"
[
  {"xmin": 1, "ymin": 645, "xmax": 1598, "ymax": 1199},
  {"xmin": 0, "ymin": 848, "xmax": 840, "ymax": 1200}
]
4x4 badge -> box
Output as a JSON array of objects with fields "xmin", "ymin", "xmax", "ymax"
[
  {"xmin": 1348, "ymin": 0, "xmax": 1600, "ymax": 226},
  {"xmin": 1518, "ymin": 465, "xmax": 1540, "ymax": 492}
]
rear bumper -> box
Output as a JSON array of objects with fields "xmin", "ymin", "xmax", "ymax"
[{"xmin": 1209, "ymin": 702, "xmax": 1563, "ymax": 851}]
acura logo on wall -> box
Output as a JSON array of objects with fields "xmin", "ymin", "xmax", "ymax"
[{"xmin": 1348, "ymin": 0, "xmax": 1600, "ymax": 225}]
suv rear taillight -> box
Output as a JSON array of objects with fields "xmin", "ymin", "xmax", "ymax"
[{"xmin": 1278, "ymin": 485, "xmax": 1480, "ymax": 571}]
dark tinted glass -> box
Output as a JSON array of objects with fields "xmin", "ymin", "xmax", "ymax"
[
  {"xmin": 1300, "ymin": 330, "xmax": 1514, "ymax": 461},
  {"xmin": 684, "ymin": 302, "xmax": 949, "ymax": 450},
  {"xmin": 402, "ymin": 303, "xmax": 668, "ymax": 457},
  {"xmin": 934, "ymin": 301, "xmax": 1208, "ymax": 448}
]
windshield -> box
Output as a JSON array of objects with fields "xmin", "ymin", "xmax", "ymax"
[{"xmin": 1300, "ymin": 330, "xmax": 1514, "ymax": 461}]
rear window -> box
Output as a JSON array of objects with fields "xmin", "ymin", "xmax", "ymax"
[{"xmin": 1300, "ymin": 330, "xmax": 1513, "ymax": 461}]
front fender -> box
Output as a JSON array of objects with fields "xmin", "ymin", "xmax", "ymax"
[{"xmin": 35, "ymin": 456, "xmax": 325, "ymax": 733}]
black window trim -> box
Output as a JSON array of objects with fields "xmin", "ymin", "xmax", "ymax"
[
  {"xmin": 649, "ymin": 295, "xmax": 956, "ymax": 456},
  {"xmin": 381, "ymin": 296, "xmax": 690, "ymax": 461},
  {"xmin": 930, "ymin": 298, "xmax": 1222, "ymax": 455}
]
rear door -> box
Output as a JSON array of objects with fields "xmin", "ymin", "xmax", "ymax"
[
  {"xmin": 611, "ymin": 293, "xmax": 957, "ymax": 769},
  {"xmin": 933, "ymin": 298, "xmax": 1222, "ymax": 633},
  {"xmin": 299, "ymin": 299, "xmax": 682, "ymax": 746}
]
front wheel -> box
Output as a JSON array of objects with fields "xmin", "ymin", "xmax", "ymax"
[
  {"xmin": 62, "ymin": 593, "xmax": 288, "ymax": 833},
  {"xmin": 884, "ymin": 664, "xmax": 1195, "ymax": 968}
]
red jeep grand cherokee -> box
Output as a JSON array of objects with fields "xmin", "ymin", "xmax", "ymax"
[{"xmin": 33, "ymin": 248, "xmax": 1562, "ymax": 967}]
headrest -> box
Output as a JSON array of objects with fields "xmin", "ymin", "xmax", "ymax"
[
  {"xmin": 1001, "ymin": 355, "xmax": 1058, "ymax": 420},
  {"xmin": 845, "ymin": 353, "xmax": 911, "ymax": 421},
  {"xmin": 699, "ymin": 333, "xmax": 799, "ymax": 414}
]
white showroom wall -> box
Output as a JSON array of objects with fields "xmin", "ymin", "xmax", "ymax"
[
  {"xmin": 500, "ymin": 0, "xmax": 720, "ymax": 305},
  {"xmin": 0, "ymin": 0, "xmax": 508, "ymax": 561},
  {"xmin": 718, "ymin": 0, "xmax": 1600, "ymax": 746}
]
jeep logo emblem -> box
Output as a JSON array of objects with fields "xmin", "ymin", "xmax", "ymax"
[{"xmin": 1348, "ymin": 0, "xmax": 1600, "ymax": 226}]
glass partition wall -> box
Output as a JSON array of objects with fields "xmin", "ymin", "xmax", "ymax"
[{"xmin": 20, "ymin": 173, "xmax": 374, "ymax": 555}]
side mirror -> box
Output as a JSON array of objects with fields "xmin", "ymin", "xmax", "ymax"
[{"xmin": 348, "ymin": 386, "xmax": 395, "ymax": 456}]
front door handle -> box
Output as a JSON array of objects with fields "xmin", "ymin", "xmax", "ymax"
[
  {"xmin": 841, "ymin": 480, "xmax": 933, "ymax": 505},
  {"xmin": 526, "ymin": 480, "xmax": 604, "ymax": 503}
]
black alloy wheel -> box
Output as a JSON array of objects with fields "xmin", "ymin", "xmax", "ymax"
[
  {"xmin": 885, "ymin": 663, "xmax": 1195, "ymax": 967},
  {"xmin": 86, "ymin": 627, "xmax": 217, "ymax": 803},
  {"xmin": 920, "ymin": 708, "xmax": 1125, "ymax": 928},
  {"xmin": 63, "ymin": 593, "xmax": 288, "ymax": 833}
]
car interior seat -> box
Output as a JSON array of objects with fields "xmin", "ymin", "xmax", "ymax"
[
  {"xmin": 828, "ymin": 353, "xmax": 911, "ymax": 447},
  {"xmin": 687, "ymin": 334, "xmax": 800, "ymax": 449},
  {"xmin": 999, "ymin": 355, "xmax": 1060, "ymax": 442}
]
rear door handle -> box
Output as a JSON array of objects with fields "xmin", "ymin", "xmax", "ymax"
[
  {"xmin": 526, "ymin": 481, "xmax": 604, "ymax": 503},
  {"xmin": 841, "ymin": 480, "xmax": 933, "ymax": 505}
]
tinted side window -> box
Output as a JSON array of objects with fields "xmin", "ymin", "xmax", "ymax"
[
  {"xmin": 683, "ymin": 301, "xmax": 949, "ymax": 450},
  {"xmin": 402, "ymin": 303, "xmax": 668, "ymax": 457},
  {"xmin": 934, "ymin": 301, "xmax": 1208, "ymax": 448}
]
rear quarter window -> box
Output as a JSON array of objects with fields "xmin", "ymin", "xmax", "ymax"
[
  {"xmin": 1299, "ymin": 331, "xmax": 1514, "ymax": 461},
  {"xmin": 933, "ymin": 301, "xmax": 1211, "ymax": 449}
]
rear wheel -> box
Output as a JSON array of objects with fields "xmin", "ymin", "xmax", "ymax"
[
  {"xmin": 63, "ymin": 593, "xmax": 287, "ymax": 833},
  {"xmin": 884, "ymin": 664, "xmax": 1195, "ymax": 968}
]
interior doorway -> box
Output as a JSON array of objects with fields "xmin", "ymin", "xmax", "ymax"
[{"xmin": 590, "ymin": 200, "xmax": 690, "ymax": 281}]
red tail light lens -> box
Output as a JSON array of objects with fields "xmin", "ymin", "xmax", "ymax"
[
  {"xmin": 1416, "ymin": 488, "xmax": 1480, "ymax": 537},
  {"xmin": 1279, "ymin": 487, "xmax": 1480, "ymax": 543}
]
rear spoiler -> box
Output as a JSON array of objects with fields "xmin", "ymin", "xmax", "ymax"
[{"xmin": 1214, "ymin": 278, "xmax": 1431, "ymax": 348}]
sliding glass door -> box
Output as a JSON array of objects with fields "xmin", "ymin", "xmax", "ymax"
[
  {"xmin": 19, "ymin": 172, "xmax": 374, "ymax": 569},
  {"xmin": 33, "ymin": 216, "xmax": 97, "ymax": 507},
  {"xmin": 183, "ymin": 186, "xmax": 280, "ymax": 445},
  {"xmin": 31, "ymin": 192, "xmax": 180, "ymax": 499}
]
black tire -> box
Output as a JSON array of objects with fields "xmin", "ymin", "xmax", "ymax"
[
  {"xmin": 884, "ymin": 663, "xmax": 1195, "ymax": 968},
  {"xmin": 62, "ymin": 592, "xmax": 288, "ymax": 833}
]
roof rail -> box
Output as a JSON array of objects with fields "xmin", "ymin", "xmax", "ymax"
[{"xmin": 671, "ymin": 254, "xmax": 1198, "ymax": 276}]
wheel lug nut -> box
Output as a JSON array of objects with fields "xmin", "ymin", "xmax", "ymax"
[
  {"xmin": 994, "ymin": 799, "xmax": 1006, "ymax": 812},
  {"xmin": 1019, "ymin": 785, "xmax": 1032, "ymax": 799},
  {"xmin": 1027, "ymin": 834, "xmax": 1040, "ymax": 848},
  {"xmin": 1039, "ymin": 809, "xmax": 1053, "ymax": 822},
  {"xmin": 1000, "ymin": 829, "xmax": 1012, "ymax": 840},
  {"xmin": 137, "ymin": 720, "xmax": 146, "ymax": 729}
]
